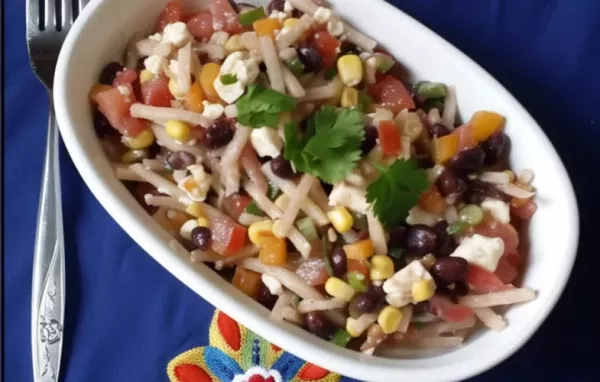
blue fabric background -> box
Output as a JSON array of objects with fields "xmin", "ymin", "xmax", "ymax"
[{"xmin": 4, "ymin": 0, "xmax": 599, "ymax": 380}]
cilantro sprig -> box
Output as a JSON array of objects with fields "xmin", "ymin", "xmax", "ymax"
[
  {"xmin": 284, "ymin": 106, "xmax": 365, "ymax": 184},
  {"xmin": 236, "ymin": 84, "xmax": 296, "ymax": 128},
  {"xmin": 366, "ymin": 159, "xmax": 430, "ymax": 227}
]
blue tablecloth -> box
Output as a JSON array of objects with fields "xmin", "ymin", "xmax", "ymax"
[{"xmin": 4, "ymin": 0, "xmax": 599, "ymax": 380}]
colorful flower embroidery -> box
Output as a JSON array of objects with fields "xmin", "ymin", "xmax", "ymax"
[{"xmin": 167, "ymin": 310, "xmax": 361, "ymax": 382}]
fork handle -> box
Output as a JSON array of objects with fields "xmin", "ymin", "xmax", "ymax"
[{"xmin": 31, "ymin": 96, "xmax": 65, "ymax": 382}]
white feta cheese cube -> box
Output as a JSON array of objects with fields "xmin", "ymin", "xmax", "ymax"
[
  {"xmin": 250, "ymin": 127, "xmax": 283, "ymax": 158},
  {"xmin": 269, "ymin": 10, "xmax": 288, "ymax": 23},
  {"xmin": 214, "ymin": 78, "xmax": 245, "ymax": 104},
  {"xmin": 481, "ymin": 198, "xmax": 511, "ymax": 224},
  {"xmin": 144, "ymin": 55, "xmax": 167, "ymax": 75},
  {"xmin": 327, "ymin": 18, "xmax": 344, "ymax": 37},
  {"xmin": 451, "ymin": 234, "xmax": 504, "ymax": 272},
  {"xmin": 224, "ymin": 104, "xmax": 239, "ymax": 118},
  {"xmin": 383, "ymin": 260, "xmax": 435, "ymax": 308},
  {"xmin": 148, "ymin": 33, "xmax": 163, "ymax": 42},
  {"xmin": 406, "ymin": 206, "xmax": 442, "ymax": 226},
  {"xmin": 284, "ymin": 1, "xmax": 294, "ymax": 13},
  {"xmin": 162, "ymin": 22, "xmax": 192, "ymax": 47},
  {"xmin": 328, "ymin": 182, "xmax": 369, "ymax": 215},
  {"xmin": 202, "ymin": 101, "xmax": 225, "ymax": 120},
  {"xmin": 278, "ymin": 47, "xmax": 298, "ymax": 61},
  {"xmin": 313, "ymin": 7, "xmax": 332, "ymax": 24},
  {"xmin": 210, "ymin": 31, "xmax": 230, "ymax": 46},
  {"xmin": 178, "ymin": 165, "xmax": 212, "ymax": 202}
]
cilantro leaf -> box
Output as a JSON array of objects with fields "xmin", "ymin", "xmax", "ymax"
[
  {"xmin": 284, "ymin": 106, "xmax": 365, "ymax": 184},
  {"xmin": 366, "ymin": 159, "xmax": 430, "ymax": 227},
  {"xmin": 236, "ymin": 84, "xmax": 296, "ymax": 128}
]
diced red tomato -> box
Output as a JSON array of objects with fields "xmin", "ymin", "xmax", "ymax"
[
  {"xmin": 222, "ymin": 193, "xmax": 252, "ymax": 220},
  {"xmin": 209, "ymin": 0, "xmax": 244, "ymax": 34},
  {"xmin": 512, "ymin": 199, "xmax": 538, "ymax": 220},
  {"xmin": 296, "ymin": 258, "xmax": 329, "ymax": 286},
  {"xmin": 377, "ymin": 120, "xmax": 402, "ymax": 156},
  {"xmin": 368, "ymin": 75, "xmax": 415, "ymax": 114},
  {"xmin": 240, "ymin": 144, "xmax": 269, "ymax": 195},
  {"xmin": 428, "ymin": 295, "xmax": 474, "ymax": 323},
  {"xmin": 311, "ymin": 31, "xmax": 341, "ymax": 69},
  {"xmin": 141, "ymin": 74, "xmax": 174, "ymax": 107},
  {"xmin": 112, "ymin": 68, "xmax": 138, "ymax": 87},
  {"xmin": 187, "ymin": 12, "xmax": 215, "ymax": 40},
  {"xmin": 465, "ymin": 265, "xmax": 510, "ymax": 293},
  {"xmin": 473, "ymin": 219, "xmax": 519, "ymax": 256},
  {"xmin": 210, "ymin": 215, "xmax": 247, "ymax": 255},
  {"xmin": 93, "ymin": 88, "xmax": 146, "ymax": 137},
  {"xmin": 156, "ymin": 0, "xmax": 183, "ymax": 32},
  {"xmin": 494, "ymin": 256, "xmax": 519, "ymax": 284}
]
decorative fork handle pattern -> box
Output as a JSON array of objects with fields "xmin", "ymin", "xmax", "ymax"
[{"xmin": 31, "ymin": 96, "xmax": 65, "ymax": 382}]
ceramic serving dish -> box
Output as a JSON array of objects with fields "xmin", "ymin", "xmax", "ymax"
[{"xmin": 54, "ymin": 0, "xmax": 579, "ymax": 380}]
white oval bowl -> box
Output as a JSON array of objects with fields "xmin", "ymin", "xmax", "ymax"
[{"xmin": 54, "ymin": 1, "xmax": 579, "ymax": 381}]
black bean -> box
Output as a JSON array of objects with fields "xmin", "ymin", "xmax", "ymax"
[
  {"xmin": 354, "ymin": 285, "xmax": 386, "ymax": 314},
  {"xmin": 435, "ymin": 169, "xmax": 466, "ymax": 197},
  {"xmin": 228, "ymin": 0, "xmax": 240, "ymax": 12},
  {"xmin": 406, "ymin": 224, "xmax": 438, "ymax": 256},
  {"xmin": 340, "ymin": 41, "xmax": 361, "ymax": 56},
  {"xmin": 93, "ymin": 109, "xmax": 113, "ymax": 138},
  {"xmin": 267, "ymin": 0, "xmax": 285, "ymax": 12},
  {"xmin": 430, "ymin": 123, "xmax": 451, "ymax": 138},
  {"xmin": 433, "ymin": 221, "xmax": 456, "ymax": 257},
  {"xmin": 305, "ymin": 312, "xmax": 333, "ymax": 339},
  {"xmin": 387, "ymin": 225, "xmax": 407, "ymax": 249},
  {"xmin": 448, "ymin": 146, "xmax": 486, "ymax": 175},
  {"xmin": 298, "ymin": 46, "xmax": 323, "ymax": 73},
  {"xmin": 330, "ymin": 247, "xmax": 347, "ymax": 278},
  {"xmin": 482, "ymin": 132, "xmax": 510, "ymax": 166},
  {"xmin": 431, "ymin": 257, "xmax": 468, "ymax": 285},
  {"xmin": 204, "ymin": 119, "xmax": 235, "ymax": 149},
  {"xmin": 191, "ymin": 227, "xmax": 212, "ymax": 251},
  {"xmin": 99, "ymin": 61, "xmax": 123, "ymax": 85},
  {"xmin": 165, "ymin": 151, "xmax": 196, "ymax": 170},
  {"xmin": 436, "ymin": 286, "xmax": 459, "ymax": 304},
  {"xmin": 466, "ymin": 180, "xmax": 511, "ymax": 205},
  {"xmin": 453, "ymin": 281, "xmax": 469, "ymax": 296},
  {"xmin": 270, "ymin": 155, "xmax": 295, "ymax": 179},
  {"xmin": 360, "ymin": 125, "xmax": 378, "ymax": 156},
  {"xmin": 257, "ymin": 284, "xmax": 279, "ymax": 310}
]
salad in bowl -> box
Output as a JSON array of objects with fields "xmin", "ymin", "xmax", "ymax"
[{"xmin": 88, "ymin": 0, "xmax": 539, "ymax": 356}]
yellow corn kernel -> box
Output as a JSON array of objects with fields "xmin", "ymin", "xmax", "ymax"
[
  {"xmin": 337, "ymin": 55, "xmax": 363, "ymax": 87},
  {"xmin": 185, "ymin": 203, "xmax": 205, "ymax": 218},
  {"xmin": 168, "ymin": 78, "xmax": 187, "ymax": 99},
  {"xmin": 224, "ymin": 34, "xmax": 244, "ymax": 53},
  {"xmin": 196, "ymin": 217, "xmax": 210, "ymax": 228},
  {"xmin": 139, "ymin": 69, "xmax": 154, "ymax": 84},
  {"xmin": 340, "ymin": 86, "xmax": 359, "ymax": 108},
  {"xmin": 370, "ymin": 255, "xmax": 395, "ymax": 281},
  {"xmin": 122, "ymin": 127, "xmax": 155, "ymax": 149},
  {"xmin": 411, "ymin": 279, "xmax": 436, "ymax": 302},
  {"xmin": 327, "ymin": 206, "xmax": 354, "ymax": 234},
  {"xmin": 248, "ymin": 220, "xmax": 275, "ymax": 245},
  {"xmin": 345, "ymin": 317, "xmax": 366, "ymax": 338},
  {"xmin": 120, "ymin": 149, "xmax": 148, "ymax": 164},
  {"xmin": 274, "ymin": 194, "xmax": 290, "ymax": 211},
  {"xmin": 165, "ymin": 120, "xmax": 191, "ymax": 142},
  {"xmin": 377, "ymin": 306, "xmax": 403, "ymax": 334},
  {"xmin": 325, "ymin": 277, "xmax": 355, "ymax": 302},
  {"xmin": 283, "ymin": 18, "xmax": 300, "ymax": 29}
]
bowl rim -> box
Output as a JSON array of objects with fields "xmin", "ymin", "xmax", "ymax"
[{"xmin": 54, "ymin": 0, "xmax": 580, "ymax": 381}]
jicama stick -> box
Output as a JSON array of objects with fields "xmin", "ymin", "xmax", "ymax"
[
  {"xmin": 289, "ymin": 0, "xmax": 319, "ymax": 15},
  {"xmin": 417, "ymin": 316, "xmax": 476, "ymax": 337},
  {"xmin": 276, "ymin": 13, "xmax": 313, "ymax": 50},
  {"xmin": 191, "ymin": 244, "xmax": 259, "ymax": 265},
  {"xmin": 144, "ymin": 194, "xmax": 188, "ymax": 213},
  {"xmin": 151, "ymin": 124, "xmax": 205, "ymax": 156},
  {"xmin": 114, "ymin": 164, "xmax": 144, "ymax": 181},
  {"xmin": 308, "ymin": 182, "xmax": 331, "ymax": 212},
  {"xmin": 474, "ymin": 307, "xmax": 507, "ymax": 332},
  {"xmin": 459, "ymin": 288, "xmax": 536, "ymax": 308},
  {"xmin": 397, "ymin": 305, "xmax": 413, "ymax": 333},
  {"xmin": 176, "ymin": 42, "xmax": 192, "ymax": 94},
  {"xmin": 259, "ymin": 35, "xmax": 286, "ymax": 94},
  {"xmin": 220, "ymin": 124, "xmax": 251, "ymax": 196},
  {"xmin": 297, "ymin": 298, "xmax": 346, "ymax": 314},
  {"xmin": 300, "ymin": 76, "xmax": 343, "ymax": 102},
  {"xmin": 341, "ymin": 21, "xmax": 377, "ymax": 52},
  {"xmin": 281, "ymin": 307, "xmax": 304, "ymax": 325},
  {"xmin": 441, "ymin": 85, "xmax": 457, "ymax": 129},
  {"xmin": 243, "ymin": 180, "xmax": 312, "ymax": 258},
  {"xmin": 367, "ymin": 210, "xmax": 387, "ymax": 255},
  {"xmin": 392, "ymin": 336, "xmax": 464, "ymax": 349},
  {"xmin": 281, "ymin": 64, "xmax": 307, "ymax": 98},
  {"xmin": 129, "ymin": 163, "xmax": 189, "ymax": 202},
  {"xmin": 239, "ymin": 258, "xmax": 346, "ymax": 326},
  {"xmin": 131, "ymin": 104, "xmax": 213, "ymax": 127},
  {"xmin": 125, "ymin": 32, "xmax": 142, "ymax": 69},
  {"xmin": 271, "ymin": 291, "xmax": 295, "ymax": 322},
  {"xmin": 263, "ymin": 164, "xmax": 329, "ymax": 227},
  {"xmin": 142, "ymin": 159, "xmax": 167, "ymax": 172},
  {"xmin": 496, "ymin": 183, "xmax": 536, "ymax": 199},
  {"xmin": 273, "ymin": 173, "xmax": 317, "ymax": 237},
  {"xmin": 479, "ymin": 171, "xmax": 511, "ymax": 185},
  {"xmin": 240, "ymin": 31, "xmax": 260, "ymax": 51},
  {"xmin": 240, "ymin": 145, "xmax": 268, "ymax": 195}
]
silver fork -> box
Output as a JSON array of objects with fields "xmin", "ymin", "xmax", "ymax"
[{"xmin": 26, "ymin": 0, "xmax": 88, "ymax": 380}]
